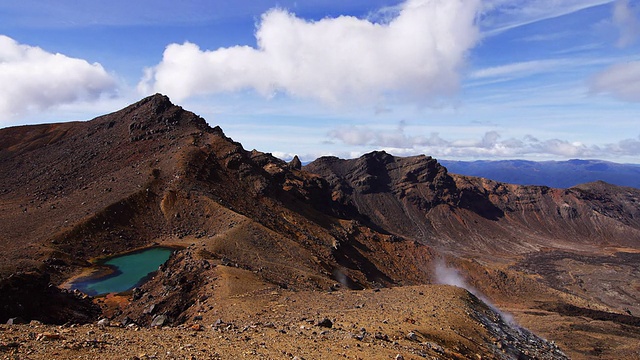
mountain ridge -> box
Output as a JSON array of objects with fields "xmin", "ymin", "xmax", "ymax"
[
  {"xmin": 441, "ymin": 158, "xmax": 640, "ymax": 189},
  {"xmin": 1, "ymin": 94, "xmax": 639, "ymax": 359}
]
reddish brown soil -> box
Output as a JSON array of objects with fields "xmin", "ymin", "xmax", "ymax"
[{"xmin": 1, "ymin": 94, "xmax": 639, "ymax": 359}]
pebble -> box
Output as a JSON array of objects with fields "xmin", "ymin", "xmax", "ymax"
[{"xmin": 37, "ymin": 332, "xmax": 62, "ymax": 341}]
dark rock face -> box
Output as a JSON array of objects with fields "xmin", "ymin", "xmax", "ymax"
[
  {"xmin": 0, "ymin": 271, "xmax": 100, "ymax": 324},
  {"xmin": 115, "ymin": 250, "xmax": 208, "ymax": 327},
  {"xmin": 126, "ymin": 94, "xmax": 209, "ymax": 142},
  {"xmin": 289, "ymin": 155, "xmax": 302, "ymax": 170},
  {"xmin": 304, "ymin": 151, "xmax": 503, "ymax": 241},
  {"xmin": 306, "ymin": 152, "xmax": 640, "ymax": 256}
]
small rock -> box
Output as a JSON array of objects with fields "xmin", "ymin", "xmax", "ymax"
[
  {"xmin": 37, "ymin": 332, "xmax": 62, "ymax": 341},
  {"xmin": 406, "ymin": 332, "xmax": 418, "ymax": 341},
  {"xmin": 317, "ymin": 318, "xmax": 333, "ymax": 328},
  {"xmin": 6, "ymin": 317, "xmax": 25, "ymax": 325},
  {"xmin": 395, "ymin": 355, "xmax": 404, "ymax": 360},
  {"xmin": 97, "ymin": 318, "xmax": 109, "ymax": 327},
  {"xmin": 150, "ymin": 314, "xmax": 167, "ymax": 327},
  {"xmin": 132, "ymin": 288, "xmax": 143, "ymax": 300},
  {"xmin": 374, "ymin": 332, "xmax": 389, "ymax": 341},
  {"xmin": 143, "ymin": 304, "xmax": 156, "ymax": 315}
]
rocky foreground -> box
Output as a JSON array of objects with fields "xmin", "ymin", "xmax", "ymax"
[{"xmin": 1, "ymin": 279, "xmax": 566, "ymax": 360}]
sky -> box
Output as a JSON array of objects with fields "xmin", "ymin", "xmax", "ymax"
[{"xmin": 0, "ymin": 0, "xmax": 639, "ymax": 163}]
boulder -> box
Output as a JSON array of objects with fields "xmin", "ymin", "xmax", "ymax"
[{"xmin": 150, "ymin": 314, "xmax": 167, "ymax": 327}]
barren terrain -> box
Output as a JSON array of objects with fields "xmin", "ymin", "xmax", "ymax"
[{"xmin": 1, "ymin": 94, "xmax": 639, "ymax": 359}]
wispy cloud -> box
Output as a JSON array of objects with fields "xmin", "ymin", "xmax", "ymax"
[
  {"xmin": 327, "ymin": 123, "xmax": 640, "ymax": 159},
  {"xmin": 138, "ymin": 0, "xmax": 482, "ymax": 106},
  {"xmin": 481, "ymin": 0, "xmax": 614, "ymax": 34},
  {"xmin": 0, "ymin": 35, "xmax": 116, "ymax": 125},
  {"xmin": 591, "ymin": 61, "xmax": 640, "ymax": 102},
  {"xmin": 518, "ymin": 31, "xmax": 574, "ymax": 42},
  {"xmin": 469, "ymin": 59, "xmax": 569, "ymax": 80},
  {"xmin": 613, "ymin": 0, "xmax": 640, "ymax": 47}
]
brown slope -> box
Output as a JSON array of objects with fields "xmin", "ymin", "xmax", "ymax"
[
  {"xmin": 0, "ymin": 95, "xmax": 440, "ymax": 324},
  {"xmin": 0, "ymin": 94, "xmax": 208, "ymax": 275},
  {"xmin": 305, "ymin": 151, "xmax": 640, "ymax": 359}
]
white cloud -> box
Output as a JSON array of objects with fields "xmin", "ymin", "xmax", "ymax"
[
  {"xmin": 605, "ymin": 135, "xmax": 640, "ymax": 155},
  {"xmin": 328, "ymin": 124, "xmax": 640, "ymax": 159},
  {"xmin": 613, "ymin": 0, "xmax": 640, "ymax": 47},
  {"xmin": 0, "ymin": 35, "xmax": 116, "ymax": 124},
  {"xmin": 591, "ymin": 61, "xmax": 640, "ymax": 102},
  {"xmin": 139, "ymin": 0, "xmax": 482, "ymax": 105}
]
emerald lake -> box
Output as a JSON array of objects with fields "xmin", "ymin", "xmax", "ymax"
[{"xmin": 70, "ymin": 247, "xmax": 173, "ymax": 296}]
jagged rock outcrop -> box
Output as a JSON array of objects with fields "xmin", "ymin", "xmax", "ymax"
[
  {"xmin": 289, "ymin": 155, "xmax": 302, "ymax": 170},
  {"xmin": 306, "ymin": 152, "xmax": 640, "ymax": 256}
]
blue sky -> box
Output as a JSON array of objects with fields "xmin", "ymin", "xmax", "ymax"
[{"xmin": 0, "ymin": 0, "xmax": 639, "ymax": 162}]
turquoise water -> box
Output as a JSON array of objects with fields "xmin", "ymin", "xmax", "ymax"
[{"xmin": 71, "ymin": 247, "xmax": 173, "ymax": 296}]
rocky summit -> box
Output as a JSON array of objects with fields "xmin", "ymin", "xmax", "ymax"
[{"xmin": 1, "ymin": 94, "xmax": 639, "ymax": 359}]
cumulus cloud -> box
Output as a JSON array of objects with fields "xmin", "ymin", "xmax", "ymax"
[
  {"xmin": 604, "ymin": 135, "xmax": 640, "ymax": 155},
  {"xmin": 328, "ymin": 123, "xmax": 640, "ymax": 159},
  {"xmin": 0, "ymin": 35, "xmax": 116, "ymax": 122},
  {"xmin": 613, "ymin": 0, "xmax": 640, "ymax": 47},
  {"xmin": 591, "ymin": 61, "xmax": 640, "ymax": 102},
  {"xmin": 139, "ymin": 0, "xmax": 482, "ymax": 105}
]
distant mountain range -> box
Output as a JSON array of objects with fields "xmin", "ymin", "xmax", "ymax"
[{"xmin": 440, "ymin": 159, "xmax": 640, "ymax": 189}]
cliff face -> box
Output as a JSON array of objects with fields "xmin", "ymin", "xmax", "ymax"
[
  {"xmin": 306, "ymin": 151, "xmax": 640, "ymax": 255},
  {"xmin": 305, "ymin": 152, "xmax": 459, "ymax": 238},
  {"xmin": 1, "ymin": 95, "xmax": 639, "ymax": 358}
]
